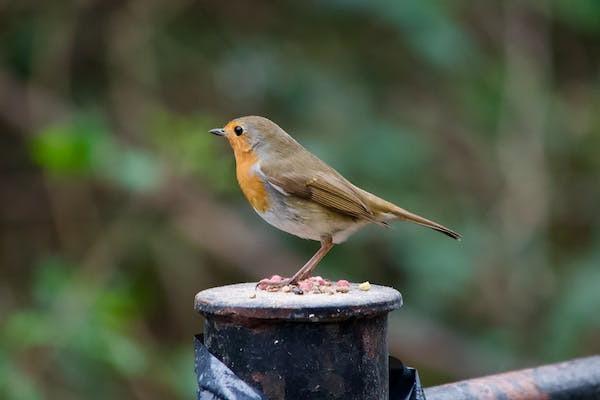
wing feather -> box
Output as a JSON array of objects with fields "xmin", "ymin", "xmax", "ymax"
[{"xmin": 260, "ymin": 163, "xmax": 382, "ymax": 224}]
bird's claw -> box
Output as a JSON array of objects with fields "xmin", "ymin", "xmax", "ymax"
[{"xmin": 256, "ymin": 275, "xmax": 293, "ymax": 291}]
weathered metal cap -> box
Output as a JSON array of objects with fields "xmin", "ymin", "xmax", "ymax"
[{"xmin": 195, "ymin": 282, "xmax": 402, "ymax": 322}]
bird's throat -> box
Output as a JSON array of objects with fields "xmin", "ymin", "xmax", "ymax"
[{"xmin": 235, "ymin": 150, "xmax": 270, "ymax": 213}]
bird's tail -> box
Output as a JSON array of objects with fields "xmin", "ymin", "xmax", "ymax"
[
  {"xmin": 387, "ymin": 204, "xmax": 461, "ymax": 240},
  {"xmin": 359, "ymin": 189, "xmax": 461, "ymax": 240}
]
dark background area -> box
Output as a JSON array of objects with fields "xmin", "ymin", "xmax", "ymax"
[{"xmin": 1, "ymin": 1, "xmax": 599, "ymax": 398}]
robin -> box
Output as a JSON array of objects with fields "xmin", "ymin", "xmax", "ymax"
[{"xmin": 210, "ymin": 116, "xmax": 460, "ymax": 288}]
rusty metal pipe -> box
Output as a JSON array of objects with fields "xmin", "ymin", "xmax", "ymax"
[
  {"xmin": 195, "ymin": 283, "xmax": 402, "ymax": 399},
  {"xmin": 424, "ymin": 355, "xmax": 600, "ymax": 400}
]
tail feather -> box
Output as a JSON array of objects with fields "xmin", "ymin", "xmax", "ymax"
[
  {"xmin": 391, "ymin": 205, "xmax": 461, "ymax": 240},
  {"xmin": 355, "ymin": 187, "xmax": 461, "ymax": 240}
]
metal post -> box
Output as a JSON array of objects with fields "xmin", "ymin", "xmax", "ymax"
[
  {"xmin": 424, "ymin": 355, "xmax": 600, "ymax": 400},
  {"xmin": 195, "ymin": 282, "xmax": 402, "ymax": 400}
]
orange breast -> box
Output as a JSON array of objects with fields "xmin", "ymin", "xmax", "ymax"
[{"xmin": 235, "ymin": 149, "xmax": 270, "ymax": 213}]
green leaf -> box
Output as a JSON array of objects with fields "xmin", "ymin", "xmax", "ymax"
[{"xmin": 29, "ymin": 123, "xmax": 100, "ymax": 175}]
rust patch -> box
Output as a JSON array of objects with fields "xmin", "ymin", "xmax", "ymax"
[
  {"xmin": 251, "ymin": 370, "xmax": 285, "ymax": 399},
  {"xmin": 424, "ymin": 357, "xmax": 600, "ymax": 400},
  {"xmin": 491, "ymin": 370, "xmax": 547, "ymax": 400},
  {"xmin": 452, "ymin": 370, "xmax": 548, "ymax": 400}
]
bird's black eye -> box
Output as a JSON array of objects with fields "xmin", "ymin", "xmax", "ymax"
[{"xmin": 234, "ymin": 126, "xmax": 244, "ymax": 136}]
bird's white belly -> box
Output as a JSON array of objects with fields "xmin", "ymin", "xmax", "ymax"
[
  {"xmin": 256, "ymin": 206, "xmax": 367, "ymax": 244},
  {"xmin": 258, "ymin": 209, "xmax": 322, "ymax": 241}
]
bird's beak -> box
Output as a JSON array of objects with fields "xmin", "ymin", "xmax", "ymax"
[{"xmin": 209, "ymin": 128, "xmax": 225, "ymax": 137}]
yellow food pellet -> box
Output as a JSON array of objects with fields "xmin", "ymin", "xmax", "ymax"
[{"xmin": 359, "ymin": 281, "xmax": 371, "ymax": 291}]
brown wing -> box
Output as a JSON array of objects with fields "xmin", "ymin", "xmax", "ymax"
[{"xmin": 260, "ymin": 164, "xmax": 383, "ymax": 224}]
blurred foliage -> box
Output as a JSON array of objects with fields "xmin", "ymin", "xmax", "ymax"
[
  {"xmin": 1, "ymin": 258, "xmax": 193, "ymax": 399},
  {"xmin": 30, "ymin": 117, "xmax": 162, "ymax": 191},
  {"xmin": 0, "ymin": 0, "xmax": 599, "ymax": 398}
]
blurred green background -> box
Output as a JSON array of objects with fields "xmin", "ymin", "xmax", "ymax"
[{"xmin": 1, "ymin": 0, "xmax": 599, "ymax": 398}]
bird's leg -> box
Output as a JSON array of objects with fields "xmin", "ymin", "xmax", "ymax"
[
  {"xmin": 257, "ymin": 236, "xmax": 334, "ymax": 290},
  {"xmin": 289, "ymin": 236, "xmax": 334, "ymax": 284}
]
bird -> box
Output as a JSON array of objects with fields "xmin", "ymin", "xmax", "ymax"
[{"xmin": 210, "ymin": 116, "xmax": 460, "ymax": 288}]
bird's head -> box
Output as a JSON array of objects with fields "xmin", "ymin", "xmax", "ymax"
[{"xmin": 210, "ymin": 116, "xmax": 297, "ymax": 159}]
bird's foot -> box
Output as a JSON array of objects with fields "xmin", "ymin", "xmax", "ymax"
[{"xmin": 256, "ymin": 275, "xmax": 292, "ymax": 292}]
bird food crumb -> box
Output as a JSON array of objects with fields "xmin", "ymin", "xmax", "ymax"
[
  {"xmin": 321, "ymin": 286, "xmax": 334, "ymax": 295},
  {"xmin": 335, "ymin": 279, "xmax": 350, "ymax": 293},
  {"xmin": 249, "ymin": 293, "xmax": 257, "ymax": 299},
  {"xmin": 256, "ymin": 275, "xmax": 360, "ymax": 295},
  {"xmin": 298, "ymin": 279, "xmax": 314, "ymax": 292},
  {"xmin": 313, "ymin": 276, "xmax": 326, "ymax": 286}
]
